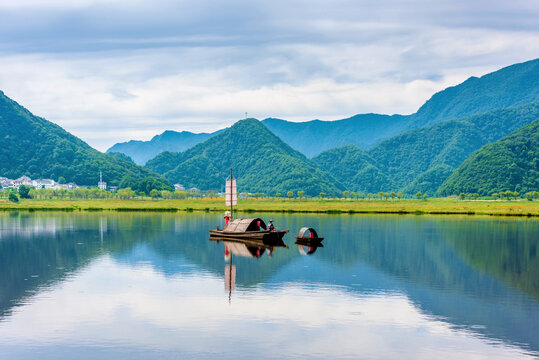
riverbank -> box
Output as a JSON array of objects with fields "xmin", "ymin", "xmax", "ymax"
[{"xmin": 1, "ymin": 198, "xmax": 538, "ymax": 216}]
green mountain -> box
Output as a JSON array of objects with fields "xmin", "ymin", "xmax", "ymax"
[
  {"xmin": 109, "ymin": 59, "xmax": 539, "ymax": 161},
  {"xmin": 0, "ymin": 90, "xmax": 170, "ymax": 190},
  {"xmin": 314, "ymin": 101, "xmax": 539, "ymax": 195},
  {"xmin": 106, "ymin": 130, "xmax": 220, "ymax": 165},
  {"xmin": 146, "ymin": 119, "xmax": 343, "ymax": 196},
  {"xmin": 437, "ymin": 120, "xmax": 539, "ymax": 196},
  {"xmin": 263, "ymin": 58, "xmax": 539, "ymax": 157},
  {"xmin": 409, "ymin": 58, "xmax": 539, "ymax": 128},
  {"xmin": 312, "ymin": 145, "xmax": 394, "ymax": 193},
  {"xmin": 262, "ymin": 114, "xmax": 408, "ymax": 158}
]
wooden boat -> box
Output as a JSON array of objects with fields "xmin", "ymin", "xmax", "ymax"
[{"xmin": 209, "ymin": 218, "xmax": 289, "ymax": 242}]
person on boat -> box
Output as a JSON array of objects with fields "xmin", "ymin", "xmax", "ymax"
[
  {"xmin": 224, "ymin": 211, "xmax": 231, "ymax": 228},
  {"xmin": 267, "ymin": 219, "xmax": 275, "ymax": 231}
]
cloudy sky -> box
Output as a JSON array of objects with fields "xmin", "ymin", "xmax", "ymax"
[{"xmin": 0, "ymin": 0, "xmax": 538, "ymax": 151}]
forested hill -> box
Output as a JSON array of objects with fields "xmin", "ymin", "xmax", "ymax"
[
  {"xmin": 0, "ymin": 90, "xmax": 170, "ymax": 189},
  {"xmin": 409, "ymin": 58, "xmax": 539, "ymax": 128},
  {"xmin": 262, "ymin": 114, "xmax": 408, "ymax": 158},
  {"xmin": 312, "ymin": 145, "xmax": 393, "ymax": 194},
  {"xmin": 313, "ymin": 101, "xmax": 539, "ymax": 195},
  {"xmin": 145, "ymin": 118, "xmax": 343, "ymax": 196},
  {"xmin": 106, "ymin": 129, "xmax": 220, "ymax": 165},
  {"xmin": 437, "ymin": 119, "xmax": 539, "ymax": 196}
]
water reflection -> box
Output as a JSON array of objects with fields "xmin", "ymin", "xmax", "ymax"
[{"xmin": 0, "ymin": 212, "xmax": 537, "ymax": 359}]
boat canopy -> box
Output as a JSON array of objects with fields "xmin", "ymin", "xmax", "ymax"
[
  {"xmin": 297, "ymin": 227, "xmax": 319, "ymax": 238},
  {"xmin": 225, "ymin": 218, "xmax": 267, "ymax": 232}
]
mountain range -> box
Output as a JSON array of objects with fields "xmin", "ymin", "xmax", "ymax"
[
  {"xmin": 1, "ymin": 58, "xmax": 538, "ymax": 196},
  {"xmin": 146, "ymin": 119, "xmax": 342, "ymax": 196},
  {"xmin": 109, "ymin": 58, "xmax": 539, "ymax": 159},
  {"xmin": 107, "ymin": 130, "xmax": 220, "ymax": 165}
]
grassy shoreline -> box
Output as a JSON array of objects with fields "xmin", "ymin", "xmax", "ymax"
[{"xmin": 0, "ymin": 198, "xmax": 538, "ymax": 216}]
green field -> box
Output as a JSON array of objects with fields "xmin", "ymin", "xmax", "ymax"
[{"xmin": 1, "ymin": 197, "xmax": 538, "ymax": 216}]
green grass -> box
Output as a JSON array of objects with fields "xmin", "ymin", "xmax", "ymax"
[{"xmin": 0, "ymin": 197, "xmax": 538, "ymax": 216}]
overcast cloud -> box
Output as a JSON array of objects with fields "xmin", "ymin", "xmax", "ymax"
[{"xmin": 0, "ymin": 0, "xmax": 538, "ymax": 151}]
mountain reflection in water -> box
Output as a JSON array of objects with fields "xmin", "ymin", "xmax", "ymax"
[{"xmin": 0, "ymin": 212, "xmax": 537, "ymax": 359}]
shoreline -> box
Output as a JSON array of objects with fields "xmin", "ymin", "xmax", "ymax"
[{"xmin": 1, "ymin": 199, "xmax": 538, "ymax": 217}]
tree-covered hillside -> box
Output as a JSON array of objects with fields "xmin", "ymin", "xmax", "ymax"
[
  {"xmin": 314, "ymin": 101, "xmax": 539, "ymax": 195},
  {"xmin": 437, "ymin": 120, "xmax": 539, "ymax": 196},
  {"xmin": 409, "ymin": 58, "xmax": 539, "ymax": 128},
  {"xmin": 106, "ymin": 130, "xmax": 220, "ymax": 165},
  {"xmin": 146, "ymin": 119, "xmax": 343, "ymax": 196},
  {"xmin": 312, "ymin": 145, "xmax": 394, "ymax": 193},
  {"xmin": 0, "ymin": 90, "xmax": 170, "ymax": 190}
]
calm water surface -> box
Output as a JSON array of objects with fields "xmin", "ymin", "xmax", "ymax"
[{"xmin": 0, "ymin": 212, "xmax": 537, "ymax": 359}]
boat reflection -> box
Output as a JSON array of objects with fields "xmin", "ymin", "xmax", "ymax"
[
  {"xmin": 295, "ymin": 227, "xmax": 324, "ymax": 255},
  {"xmin": 209, "ymin": 236, "xmax": 288, "ymax": 301}
]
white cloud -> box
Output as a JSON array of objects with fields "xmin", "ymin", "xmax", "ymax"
[{"xmin": 0, "ymin": 257, "xmax": 534, "ymax": 359}]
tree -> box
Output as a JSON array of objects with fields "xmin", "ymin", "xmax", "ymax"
[
  {"xmin": 367, "ymin": 193, "xmax": 372, "ymax": 200},
  {"xmin": 150, "ymin": 189, "xmax": 159, "ymax": 199},
  {"xmin": 459, "ymin": 193, "xmax": 466, "ymax": 200},
  {"xmin": 513, "ymin": 191, "xmax": 519, "ymax": 199},
  {"xmin": 58, "ymin": 176, "xmax": 66, "ymax": 184},
  {"xmin": 397, "ymin": 192, "xmax": 402, "ymax": 200},
  {"xmin": 492, "ymin": 193, "xmax": 499, "ymax": 200},
  {"xmin": 18, "ymin": 185, "xmax": 31, "ymax": 199},
  {"xmin": 504, "ymin": 190, "xmax": 513, "ymax": 200},
  {"xmin": 161, "ymin": 190, "xmax": 173, "ymax": 199},
  {"xmin": 390, "ymin": 191, "xmax": 396, "ymax": 200},
  {"xmin": 287, "ymin": 191, "xmax": 293, "ymax": 199},
  {"xmin": 473, "ymin": 193, "xmax": 479, "ymax": 200},
  {"xmin": 275, "ymin": 192, "xmax": 282, "ymax": 198},
  {"xmin": 319, "ymin": 192, "xmax": 326, "ymax": 199},
  {"xmin": 525, "ymin": 192, "xmax": 533, "ymax": 201},
  {"xmin": 297, "ymin": 191, "xmax": 305, "ymax": 200},
  {"xmin": 415, "ymin": 191, "xmax": 422, "ymax": 200},
  {"xmin": 343, "ymin": 190, "xmax": 350, "ymax": 199},
  {"xmin": 8, "ymin": 192, "xmax": 19, "ymax": 203},
  {"xmin": 423, "ymin": 194, "xmax": 428, "ymax": 201},
  {"xmin": 378, "ymin": 192, "xmax": 384, "ymax": 200}
]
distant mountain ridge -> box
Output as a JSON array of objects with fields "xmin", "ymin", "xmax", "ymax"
[
  {"xmin": 0, "ymin": 90, "xmax": 169, "ymax": 189},
  {"xmin": 262, "ymin": 114, "xmax": 408, "ymax": 158},
  {"xmin": 115, "ymin": 58, "xmax": 539, "ymax": 159},
  {"xmin": 146, "ymin": 119, "xmax": 343, "ymax": 196},
  {"xmin": 106, "ymin": 129, "xmax": 220, "ymax": 165}
]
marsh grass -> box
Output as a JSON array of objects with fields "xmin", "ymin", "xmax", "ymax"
[{"xmin": 0, "ymin": 198, "xmax": 538, "ymax": 216}]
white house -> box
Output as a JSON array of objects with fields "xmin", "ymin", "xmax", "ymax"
[{"xmin": 174, "ymin": 184, "xmax": 185, "ymax": 191}]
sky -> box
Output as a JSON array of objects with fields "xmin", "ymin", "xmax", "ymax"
[{"xmin": 0, "ymin": 0, "xmax": 538, "ymax": 151}]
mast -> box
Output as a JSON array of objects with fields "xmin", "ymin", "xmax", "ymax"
[{"xmin": 230, "ymin": 168, "xmax": 233, "ymax": 220}]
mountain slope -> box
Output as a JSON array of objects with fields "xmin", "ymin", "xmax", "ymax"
[
  {"xmin": 369, "ymin": 101, "xmax": 539, "ymax": 194},
  {"xmin": 146, "ymin": 119, "xmax": 343, "ymax": 196},
  {"xmin": 0, "ymin": 91, "xmax": 169, "ymax": 188},
  {"xmin": 106, "ymin": 130, "xmax": 219, "ymax": 165},
  {"xmin": 314, "ymin": 101, "xmax": 539, "ymax": 195},
  {"xmin": 437, "ymin": 120, "xmax": 539, "ymax": 196},
  {"xmin": 312, "ymin": 145, "xmax": 394, "ymax": 193},
  {"xmin": 262, "ymin": 114, "xmax": 408, "ymax": 157},
  {"xmin": 409, "ymin": 58, "xmax": 539, "ymax": 128}
]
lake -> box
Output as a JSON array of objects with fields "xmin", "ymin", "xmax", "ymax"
[{"xmin": 0, "ymin": 212, "xmax": 537, "ymax": 359}]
